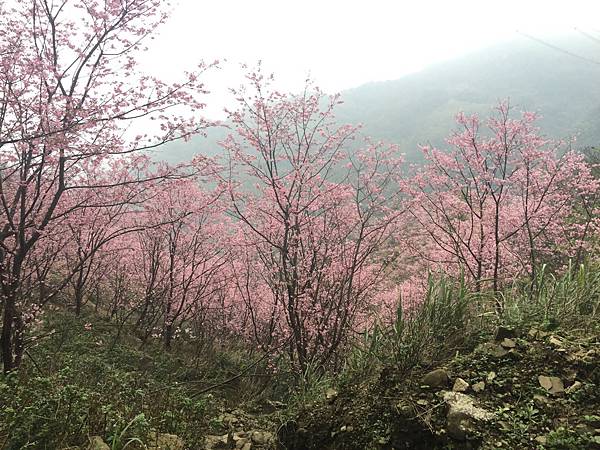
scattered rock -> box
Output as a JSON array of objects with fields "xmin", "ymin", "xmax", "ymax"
[
  {"xmin": 566, "ymin": 380, "xmax": 583, "ymax": 394},
  {"xmin": 250, "ymin": 430, "xmax": 273, "ymax": 445},
  {"xmin": 535, "ymin": 435, "xmax": 547, "ymax": 445},
  {"xmin": 422, "ymin": 368, "xmax": 449, "ymax": 388},
  {"xmin": 528, "ymin": 328, "xmax": 539, "ymax": 339},
  {"xmin": 549, "ymin": 336, "xmax": 564, "ymax": 347},
  {"xmin": 476, "ymin": 342, "xmax": 509, "ymax": 358},
  {"xmin": 233, "ymin": 431, "xmax": 248, "ymax": 441},
  {"xmin": 147, "ymin": 433, "xmax": 184, "ymax": 450},
  {"xmin": 500, "ymin": 338, "xmax": 516, "ymax": 349},
  {"xmin": 235, "ymin": 438, "xmax": 250, "ymax": 449},
  {"xmin": 537, "ymin": 330, "xmax": 550, "ymax": 338},
  {"xmin": 204, "ymin": 434, "xmax": 229, "ymax": 450},
  {"xmin": 452, "ymin": 378, "xmax": 470, "ymax": 393},
  {"xmin": 325, "ymin": 388, "xmax": 338, "ymax": 403},
  {"xmin": 396, "ymin": 401, "xmax": 413, "ymax": 417},
  {"xmin": 538, "ymin": 375, "xmax": 564, "ymax": 394},
  {"xmin": 88, "ymin": 436, "xmax": 110, "ymax": 450},
  {"xmin": 472, "ymin": 381, "xmax": 485, "ymax": 393},
  {"xmin": 494, "ymin": 326, "xmax": 516, "ymax": 341},
  {"xmin": 533, "ymin": 394, "xmax": 550, "ymax": 407},
  {"xmin": 442, "ymin": 391, "xmax": 495, "ymax": 441},
  {"xmin": 219, "ymin": 412, "xmax": 239, "ymax": 426}
]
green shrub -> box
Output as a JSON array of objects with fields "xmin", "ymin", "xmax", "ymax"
[{"xmin": 0, "ymin": 312, "xmax": 210, "ymax": 449}]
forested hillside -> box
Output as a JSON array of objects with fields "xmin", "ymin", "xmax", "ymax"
[{"xmin": 161, "ymin": 36, "xmax": 600, "ymax": 163}]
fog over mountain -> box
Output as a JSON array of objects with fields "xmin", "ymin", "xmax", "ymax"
[{"xmin": 159, "ymin": 35, "xmax": 600, "ymax": 163}]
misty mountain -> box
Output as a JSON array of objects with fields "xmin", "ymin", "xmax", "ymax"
[{"xmin": 158, "ymin": 35, "xmax": 600, "ymax": 163}]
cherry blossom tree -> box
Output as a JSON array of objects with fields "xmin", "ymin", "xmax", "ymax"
[
  {"xmin": 134, "ymin": 177, "xmax": 228, "ymax": 350},
  {"xmin": 0, "ymin": 0, "xmax": 213, "ymax": 371},
  {"xmin": 223, "ymin": 69, "xmax": 404, "ymax": 372},
  {"xmin": 405, "ymin": 103, "xmax": 597, "ymax": 310}
]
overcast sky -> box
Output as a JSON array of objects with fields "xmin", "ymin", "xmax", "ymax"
[{"xmin": 140, "ymin": 0, "xmax": 600, "ymax": 118}]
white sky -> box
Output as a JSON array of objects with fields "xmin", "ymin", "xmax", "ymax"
[{"xmin": 140, "ymin": 0, "xmax": 600, "ymax": 119}]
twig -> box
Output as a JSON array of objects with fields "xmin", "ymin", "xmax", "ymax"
[
  {"xmin": 190, "ymin": 338, "xmax": 291, "ymax": 398},
  {"xmin": 190, "ymin": 351, "xmax": 272, "ymax": 398},
  {"xmin": 24, "ymin": 348, "xmax": 46, "ymax": 376}
]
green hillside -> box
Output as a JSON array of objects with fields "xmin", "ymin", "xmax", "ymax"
[{"xmin": 158, "ymin": 35, "xmax": 600, "ymax": 163}]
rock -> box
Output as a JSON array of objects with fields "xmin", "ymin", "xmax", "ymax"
[
  {"xmin": 528, "ymin": 328, "xmax": 539, "ymax": 339},
  {"xmin": 235, "ymin": 438, "xmax": 250, "ymax": 449},
  {"xmin": 147, "ymin": 433, "xmax": 184, "ymax": 450},
  {"xmin": 533, "ymin": 394, "xmax": 550, "ymax": 407},
  {"xmin": 549, "ymin": 336, "xmax": 563, "ymax": 347},
  {"xmin": 396, "ymin": 401, "xmax": 413, "ymax": 417},
  {"xmin": 442, "ymin": 391, "xmax": 495, "ymax": 441},
  {"xmin": 538, "ymin": 375, "xmax": 564, "ymax": 394},
  {"xmin": 264, "ymin": 400, "xmax": 286, "ymax": 412},
  {"xmin": 241, "ymin": 443, "xmax": 252, "ymax": 450},
  {"xmin": 325, "ymin": 388, "xmax": 338, "ymax": 402},
  {"xmin": 498, "ymin": 420, "xmax": 511, "ymax": 431},
  {"xmin": 219, "ymin": 412, "xmax": 239, "ymax": 425},
  {"xmin": 453, "ymin": 378, "xmax": 470, "ymax": 393},
  {"xmin": 538, "ymin": 375, "xmax": 552, "ymax": 390},
  {"xmin": 233, "ymin": 431, "xmax": 248, "ymax": 441},
  {"xmin": 204, "ymin": 434, "xmax": 229, "ymax": 450},
  {"xmin": 494, "ymin": 326, "xmax": 516, "ymax": 341},
  {"xmin": 422, "ymin": 368, "xmax": 449, "ymax": 388},
  {"xmin": 250, "ymin": 431, "xmax": 273, "ymax": 445},
  {"xmin": 535, "ymin": 435, "xmax": 547, "ymax": 445},
  {"xmin": 487, "ymin": 371, "xmax": 497, "ymax": 382},
  {"xmin": 476, "ymin": 342, "xmax": 509, "ymax": 358},
  {"xmin": 576, "ymin": 423, "xmax": 595, "ymax": 436},
  {"xmin": 472, "ymin": 381, "xmax": 485, "ymax": 393},
  {"xmin": 500, "ymin": 338, "xmax": 516, "ymax": 349},
  {"xmin": 566, "ymin": 380, "xmax": 583, "ymax": 394},
  {"xmin": 88, "ymin": 436, "xmax": 110, "ymax": 450}
]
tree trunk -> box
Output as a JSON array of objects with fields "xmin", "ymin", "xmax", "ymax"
[
  {"xmin": 164, "ymin": 323, "xmax": 173, "ymax": 351},
  {"xmin": 1, "ymin": 292, "xmax": 16, "ymax": 373}
]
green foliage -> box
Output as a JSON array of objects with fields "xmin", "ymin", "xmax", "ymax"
[
  {"xmin": 503, "ymin": 262, "xmax": 600, "ymax": 331},
  {"xmin": 546, "ymin": 426, "xmax": 597, "ymax": 449},
  {"xmin": 343, "ymin": 262, "xmax": 600, "ymax": 385},
  {"xmin": 0, "ymin": 313, "xmax": 210, "ymax": 449},
  {"xmin": 344, "ymin": 272, "xmax": 477, "ymax": 378},
  {"xmin": 107, "ymin": 414, "xmax": 148, "ymax": 450},
  {"xmin": 288, "ymin": 360, "xmax": 334, "ymax": 409}
]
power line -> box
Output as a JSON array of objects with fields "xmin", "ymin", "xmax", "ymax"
[
  {"xmin": 517, "ymin": 30, "xmax": 600, "ymax": 66},
  {"xmin": 575, "ymin": 28, "xmax": 600, "ymax": 45}
]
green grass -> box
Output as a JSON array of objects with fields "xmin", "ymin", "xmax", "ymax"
[{"xmin": 0, "ymin": 312, "xmax": 211, "ymax": 449}]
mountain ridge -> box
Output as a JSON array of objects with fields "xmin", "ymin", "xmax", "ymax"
[{"xmin": 159, "ymin": 35, "xmax": 600, "ymax": 163}]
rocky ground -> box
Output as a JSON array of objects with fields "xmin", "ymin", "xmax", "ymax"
[
  {"xmin": 79, "ymin": 324, "xmax": 600, "ymax": 450},
  {"xmin": 277, "ymin": 326, "xmax": 600, "ymax": 450}
]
